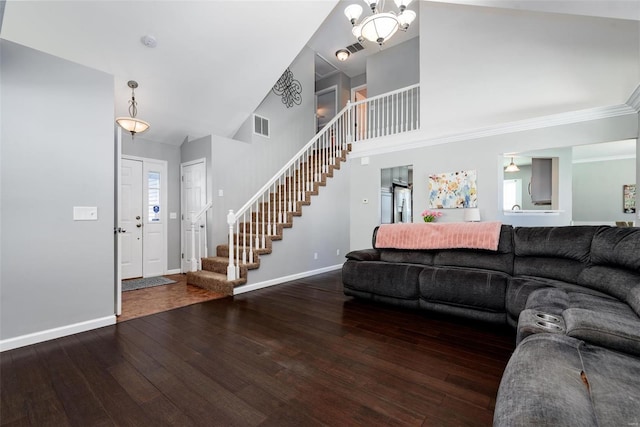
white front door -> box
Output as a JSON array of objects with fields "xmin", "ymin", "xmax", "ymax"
[
  {"xmin": 121, "ymin": 158, "xmax": 143, "ymax": 279},
  {"xmin": 181, "ymin": 159, "xmax": 207, "ymax": 272}
]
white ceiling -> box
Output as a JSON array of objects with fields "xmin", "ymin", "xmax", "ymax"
[
  {"xmin": 2, "ymin": 0, "xmax": 638, "ymax": 146},
  {"xmin": 0, "ymin": 0, "xmax": 339, "ymax": 145}
]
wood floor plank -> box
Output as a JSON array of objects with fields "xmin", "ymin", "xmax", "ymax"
[{"xmin": 1, "ymin": 270, "xmax": 515, "ymax": 427}]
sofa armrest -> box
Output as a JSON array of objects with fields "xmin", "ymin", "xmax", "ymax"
[
  {"xmin": 525, "ymin": 287, "xmax": 569, "ymax": 315},
  {"xmin": 564, "ymin": 307, "xmax": 640, "ymax": 357},
  {"xmin": 345, "ymin": 249, "xmax": 380, "ymax": 262}
]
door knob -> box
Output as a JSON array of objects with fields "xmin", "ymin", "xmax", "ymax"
[
  {"xmin": 136, "ymin": 215, "xmax": 141, "ymax": 220},
  {"xmin": 136, "ymin": 223, "xmax": 142, "ymax": 228}
]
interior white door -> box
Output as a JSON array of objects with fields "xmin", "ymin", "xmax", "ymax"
[
  {"xmin": 181, "ymin": 160, "xmax": 207, "ymax": 272},
  {"xmin": 121, "ymin": 158, "xmax": 143, "ymax": 279}
]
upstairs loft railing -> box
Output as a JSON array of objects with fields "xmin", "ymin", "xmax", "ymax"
[{"xmin": 225, "ymin": 84, "xmax": 420, "ymax": 281}]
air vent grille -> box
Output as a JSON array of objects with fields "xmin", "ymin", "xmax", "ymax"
[{"xmin": 346, "ymin": 42, "xmax": 365, "ymax": 53}]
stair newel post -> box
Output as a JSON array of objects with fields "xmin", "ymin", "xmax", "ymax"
[
  {"xmin": 260, "ymin": 194, "xmax": 266, "ymax": 249},
  {"xmin": 189, "ymin": 211, "xmax": 197, "ymax": 272},
  {"xmin": 226, "ymin": 210, "xmax": 237, "ymax": 281}
]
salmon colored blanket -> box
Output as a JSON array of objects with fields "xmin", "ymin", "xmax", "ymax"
[{"xmin": 375, "ymin": 222, "xmax": 502, "ymax": 251}]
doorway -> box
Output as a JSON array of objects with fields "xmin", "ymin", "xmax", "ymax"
[
  {"xmin": 181, "ymin": 159, "xmax": 208, "ymax": 273},
  {"xmin": 119, "ymin": 156, "xmax": 168, "ymax": 280},
  {"xmin": 351, "ymin": 84, "xmax": 367, "ymax": 141}
]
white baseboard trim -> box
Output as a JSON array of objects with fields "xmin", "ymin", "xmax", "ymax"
[
  {"xmin": 0, "ymin": 315, "xmax": 116, "ymax": 352},
  {"xmin": 233, "ymin": 264, "xmax": 344, "ymax": 295},
  {"xmin": 165, "ymin": 269, "xmax": 182, "ymax": 275}
]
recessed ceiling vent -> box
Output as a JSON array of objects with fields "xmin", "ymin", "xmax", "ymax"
[{"xmin": 346, "ymin": 42, "xmax": 365, "ymax": 54}]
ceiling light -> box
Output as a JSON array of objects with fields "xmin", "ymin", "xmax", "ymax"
[
  {"xmin": 140, "ymin": 35, "xmax": 157, "ymax": 48},
  {"xmin": 505, "ymin": 157, "xmax": 520, "ymax": 173},
  {"xmin": 344, "ymin": 0, "xmax": 416, "ymax": 46},
  {"xmin": 116, "ymin": 80, "xmax": 150, "ymax": 138},
  {"xmin": 336, "ymin": 49, "xmax": 351, "ymax": 61}
]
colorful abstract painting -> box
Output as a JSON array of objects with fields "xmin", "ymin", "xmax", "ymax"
[
  {"xmin": 428, "ymin": 170, "xmax": 478, "ymax": 209},
  {"xmin": 624, "ymin": 184, "xmax": 636, "ymax": 213}
]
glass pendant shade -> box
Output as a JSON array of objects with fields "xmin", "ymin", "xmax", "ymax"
[
  {"xmin": 116, "ymin": 117, "xmax": 150, "ymax": 135},
  {"xmin": 360, "ymin": 13, "xmax": 399, "ymax": 45},
  {"xmin": 394, "ymin": 0, "xmax": 413, "ymax": 9},
  {"xmin": 345, "ymin": 4, "xmax": 363, "ymax": 22},
  {"xmin": 398, "ymin": 9, "xmax": 416, "ymax": 29},
  {"xmin": 505, "ymin": 158, "xmax": 520, "ymax": 172}
]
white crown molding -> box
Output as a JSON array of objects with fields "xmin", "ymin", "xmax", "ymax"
[
  {"xmin": 351, "ymin": 104, "xmax": 637, "ymax": 158},
  {"xmin": 626, "ymin": 84, "xmax": 640, "ymax": 112}
]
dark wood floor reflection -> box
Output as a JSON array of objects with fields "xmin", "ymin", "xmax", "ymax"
[
  {"xmin": 1, "ymin": 270, "xmax": 516, "ymax": 426},
  {"xmin": 119, "ymin": 273, "xmax": 227, "ymax": 322}
]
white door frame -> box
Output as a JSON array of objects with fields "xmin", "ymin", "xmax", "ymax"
[
  {"xmin": 180, "ymin": 158, "xmax": 208, "ymax": 273},
  {"xmin": 115, "ymin": 127, "xmax": 122, "ymax": 316},
  {"xmin": 122, "ymin": 154, "xmax": 168, "ymax": 278}
]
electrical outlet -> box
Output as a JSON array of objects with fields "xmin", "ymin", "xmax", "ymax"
[
  {"xmin": 314, "ymin": 252, "xmax": 318, "ymax": 260},
  {"xmin": 336, "ymin": 249, "xmax": 340, "ymax": 256},
  {"xmin": 362, "ymin": 198, "xmax": 369, "ymax": 204}
]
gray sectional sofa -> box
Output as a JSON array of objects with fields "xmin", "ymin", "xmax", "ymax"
[{"xmin": 342, "ymin": 225, "xmax": 640, "ymax": 426}]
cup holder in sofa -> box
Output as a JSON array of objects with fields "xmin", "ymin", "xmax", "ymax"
[
  {"xmin": 516, "ymin": 310, "xmax": 566, "ymax": 344},
  {"xmin": 534, "ymin": 313, "xmax": 561, "ymax": 323},
  {"xmin": 535, "ymin": 320, "xmax": 564, "ymax": 332}
]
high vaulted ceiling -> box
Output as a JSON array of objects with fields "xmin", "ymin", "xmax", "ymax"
[
  {"xmin": 2, "ymin": 1, "xmax": 639, "ymax": 146},
  {"xmin": 0, "ymin": 0, "xmax": 339, "ymax": 145}
]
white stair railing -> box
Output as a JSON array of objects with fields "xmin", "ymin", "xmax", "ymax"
[
  {"xmin": 226, "ymin": 84, "xmax": 420, "ymax": 281},
  {"xmin": 189, "ymin": 201, "xmax": 212, "ymax": 272}
]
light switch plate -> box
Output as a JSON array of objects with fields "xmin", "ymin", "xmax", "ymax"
[
  {"xmin": 169, "ymin": 212, "xmax": 177, "ymax": 219},
  {"xmin": 73, "ymin": 206, "xmax": 98, "ymax": 221}
]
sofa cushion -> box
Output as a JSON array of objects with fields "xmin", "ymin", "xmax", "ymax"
[
  {"xmin": 513, "ymin": 226, "xmax": 598, "ymax": 283},
  {"xmin": 495, "ymin": 333, "xmax": 640, "ymax": 426},
  {"xmin": 433, "ymin": 249, "xmax": 513, "ymax": 275},
  {"xmin": 379, "ymin": 249, "xmax": 436, "ymax": 265},
  {"xmin": 419, "ymin": 266, "xmax": 507, "ymax": 312},
  {"xmin": 563, "ymin": 305, "xmax": 640, "ymax": 357},
  {"xmin": 342, "ymin": 260, "xmax": 422, "ymax": 299},
  {"xmin": 590, "ymin": 226, "xmax": 640, "ymax": 271},
  {"xmin": 494, "ymin": 334, "xmax": 598, "ymax": 426}
]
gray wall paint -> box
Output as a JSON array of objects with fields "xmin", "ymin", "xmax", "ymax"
[
  {"xmin": 367, "ymin": 37, "xmax": 419, "ymax": 97},
  {"xmin": 349, "ymin": 115, "xmax": 638, "ymax": 251},
  {"xmin": 1, "ymin": 41, "xmax": 115, "ymax": 340},
  {"xmin": 573, "ymin": 158, "xmax": 637, "ymax": 223},
  {"xmin": 316, "ymin": 71, "xmax": 351, "ymax": 109},
  {"xmin": 419, "ymin": 2, "xmax": 640, "ymax": 139},
  {"xmin": 351, "ymin": 73, "xmax": 366, "ymax": 90},
  {"xmin": 122, "ymin": 138, "xmax": 182, "ymax": 270},
  {"xmin": 246, "ymin": 162, "xmax": 351, "ymax": 284}
]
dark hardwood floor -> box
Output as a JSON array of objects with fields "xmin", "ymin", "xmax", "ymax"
[{"xmin": 1, "ymin": 270, "xmax": 515, "ymax": 426}]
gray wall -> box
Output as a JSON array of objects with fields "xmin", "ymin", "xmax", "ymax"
[
  {"xmin": 316, "ymin": 71, "xmax": 351, "ymax": 109},
  {"xmin": 1, "ymin": 41, "xmax": 115, "ymax": 340},
  {"xmin": 349, "ymin": 114, "xmax": 638, "ymax": 250},
  {"xmin": 246, "ymin": 162, "xmax": 351, "ymax": 285},
  {"xmin": 366, "ymin": 36, "xmax": 419, "ymax": 97},
  {"xmin": 573, "ymin": 158, "xmax": 637, "ymax": 223},
  {"xmin": 122, "ymin": 137, "xmax": 182, "ymax": 270}
]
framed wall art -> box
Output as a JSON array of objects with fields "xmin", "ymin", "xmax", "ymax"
[
  {"xmin": 623, "ymin": 184, "xmax": 636, "ymax": 213},
  {"xmin": 428, "ymin": 170, "xmax": 477, "ymax": 209}
]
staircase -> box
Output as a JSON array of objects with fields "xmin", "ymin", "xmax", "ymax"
[
  {"xmin": 186, "ymin": 83, "xmax": 420, "ymax": 295},
  {"xmin": 186, "ymin": 146, "xmax": 350, "ymax": 294}
]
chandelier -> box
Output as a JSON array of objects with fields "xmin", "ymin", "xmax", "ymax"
[
  {"xmin": 116, "ymin": 80, "xmax": 150, "ymax": 138},
  {"xmin": 345, "ymin": 0, "xmax": 416, "ymax": 46}
]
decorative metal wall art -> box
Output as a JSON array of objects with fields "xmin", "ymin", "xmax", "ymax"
[{"xmin": 272, "ymin": 68, "xmax": 302, "ymax": 108}]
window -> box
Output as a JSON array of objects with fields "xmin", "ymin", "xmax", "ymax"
[
  {"xmin": 148, "ymin": 171, "xmax": 161, "ymax": 222},
  {"xmin": 503, "ymin": 179, "xmax": 522, "ymax": 211},
  {"xmin": 253, "ymin": 114, "xmax": 270, "ymax": 138}
]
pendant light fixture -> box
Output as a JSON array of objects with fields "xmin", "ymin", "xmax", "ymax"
[
  {"xmin": 345, "ymin": 0, "xmax": 416, "ymax": 46},
  {"xmin": 116, "ymin": 80, "xmax": 150, "ymax": 138},
  {"xmin": 504, "ymin": 157, "xmax": 520, "ymax": 173}
]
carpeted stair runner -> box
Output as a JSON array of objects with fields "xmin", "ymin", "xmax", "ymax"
[{"xmin": 187, "ymin": 147, "xmax": 350, "ymax": 295}]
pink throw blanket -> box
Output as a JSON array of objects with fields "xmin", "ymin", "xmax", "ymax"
[{"xmin": 375, "ymin": 222, "xmax": 502, "ymax": 251}]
